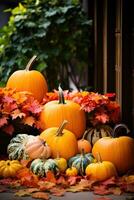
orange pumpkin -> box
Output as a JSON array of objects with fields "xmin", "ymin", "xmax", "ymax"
[
  {"xmin": 40, "ymin": 120, "xmax": 78, "ymax": 160},
  {"xmin": 6, "ymin": 55, "xmax": 48, "ymax": 102},
  {"xmin": 77, "ymin": 131, "xmax": 92, "ymax": 153},
  {"xmin": 25, "ymin": 136, "xmax": 51, "ymax": 159},
  {"xmin": 39, "ymin": 86, "xmax": 86, "ymax": 139},
  {"xmin": 85, "ymin": 160, "xmax": 117, "ymax": 181},
  {"xmin": 92, "ymin": 124, "xmax": 134, "ymax": 174}
]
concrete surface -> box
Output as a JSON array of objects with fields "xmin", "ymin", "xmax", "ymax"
[{"xmin": 0, "ymin": 190, "xmax": 134, "ymax": 200}]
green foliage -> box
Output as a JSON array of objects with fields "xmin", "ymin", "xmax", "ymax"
[{"xmin": 0, "ymin": 0, "xmax": 92, "ymax": 90}]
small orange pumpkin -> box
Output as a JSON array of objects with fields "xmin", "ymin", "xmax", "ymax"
[
  {"xmin": 92, "ymin": 124, "xmax": 134, "ymax": 174},
  {"xmin": 85, "ymin": 158, "xmax": 117, "ymax": 181},
  {"xmin": 39, "ymin": 86, "xmax": 86, "ymax": 139},
  {"xmin": 66, "ymin": 167, "xmax": 78, "ymax": 176},
  {"xmin": 40, "ymin": 120, "xmax": 78, "ymax": 160},
  {"xmin": 25, "ymin": 136, "xmax": 51, "ymax": 159},
  {"xmin": 6, "ymin": 55, "xmax": 48, "ymax": 102},
  {"xmin": 77, "ymin": 131, "xmax": 92, "ymax": 153}
]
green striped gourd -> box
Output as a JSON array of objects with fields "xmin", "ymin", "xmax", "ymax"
[
  {"xmin": 7, "ymin": 134, "xmax": 35, "ymax": 160},
  {"xmin": 30, "ymin": 158, "xmax": 59, "ymax": 177},
  {"xmin": 68, "ymin": 150, "xmax": 95, "ymax": 175}
]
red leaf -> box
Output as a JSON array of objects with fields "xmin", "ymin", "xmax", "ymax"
[
  {"xmin": 101, "ymin": 176, "xmax": 117, "ymax": 186},
  {"xmin": 67, "ymin": 176, "xmax": 81, "ymax": 186},
  {"xmin": 2, "ymin": 124, "xmax": 14, "ymax": 136},
  {"xmin": 94, "ymin": 198, "xmax": 112, "ymax": 200},
  {"xmin": 32, "ymin": 192, "xmax": 49, "ymax": 199},
  {"xmin": 11, "ymin": 109, "xmax": 26, "ymax": 119},
  {"xmin": 45, "ymin": 171, "xmax": 56, "ymax": 183},
  {"xmin": 50, "ymin": 187, "xmax": 66, "ymax": 196},
  {"xmin": 93, "ymin": 185, "xmax": 112, "ymax": 195},
  {"xmin": 0, "ymin": 117, "xmax": 8, "ymax": 128},
  {"xmin": 56, "ymin": 176, "xmax": 69, "ymax": 187}
]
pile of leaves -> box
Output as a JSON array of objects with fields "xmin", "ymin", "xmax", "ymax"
[
  {"xmin": 43, "ymin": 90, "xmax": 121, "ymax": 126},
  {"xmin": 0, "ymin": 165, "xmax": 134, "ymax": 200},
  {"xmin": 0, "ymin": 87, "xmax": 42, "ymax": 136}
]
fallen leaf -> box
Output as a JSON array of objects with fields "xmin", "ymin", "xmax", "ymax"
[
  {"xmin": 45, "ymin": 171, "xmax": 56, "ymax": 183},
  {"xmin": 0, "ymin": 117, "xmax": 8, "ymax": 128},
  {"xmin": 50, "ymin": 187, "xmax": 66, "ymax": 196},
  {"xmin": 94, "ymin": 197, "xmax": 112, "ymax": 200},
  {"xmin": 56, "ymin": 176, "xmax": 69, "ymax": 187},
  {"xmin": 32, "ymin": 192, "xmax": 49, "ymax": 199},
  {"xmin": 93, "ymin": 185, "xmax": 112, "ymax": 195},
  {"xmin": 15, "ymin": 188, "xmax": 40, "ymax": 197},
  {"xmin": 2, "ymin": 124, "xmax": 14, "ymax": 136},
  {"xmin": 23, "ymin": 116, "xmax": 35, "ymax": 126},
  {"xmin": 67, "ymin": 176, "xmax": 81, "ymax": 186},
  {"xmin": 38, "ymin": 181, "xmax": 55, "ymax": 191}
]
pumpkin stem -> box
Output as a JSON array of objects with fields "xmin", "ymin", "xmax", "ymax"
[
  {"xmin": 81, "ymin": 148, "xmax": 85, "ymax": 156},
  {"xmin": 112, "ymin": 123, "xmax": 130, "ymax": 138},
  {"xmin": 56, "ymin": 120, "xmax": 68, "ymax": 136},
  {"xmin": 58, "ymin": 85, "xmax": 66, "ymax": 104},
  {"xmin": 25, "ymin": 55, "xmax": 37, "ymax": 71},
  {"xmin": 96, "ymin": 152, "xmax": 102, "ymax": 163}
]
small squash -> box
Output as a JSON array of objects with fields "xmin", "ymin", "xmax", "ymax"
[
  {"xmin": 39, "ymin": 85, "xmax": 86, "ymax": 138},
  {"xmin": 30, "ymin": 158, "xmax": 59, "ymax": 177},
  {"xmin": 25, "ymin": 136, "xmax": 51, "ymax": 159},
  {"xmin": 40, "ymin": 120, "xmax": 78, "ymax": 160},
  {"xmin": 68, "ymin": 149, "xmax": 95, "ymax": 175},
  {"xmin": 92, "ymin": 124, "xmax": 134, "ymax": 174},
  {"xmin": 30, "ymin": 158, "xmax": 46, "ymax": 177},
  {"xmin": 54, "ymin": 156, "xmax": 67, "ymax": 173},
  {"xmin": 6, "ymin": 55, "xmax": 48, "ymax": 102},
  {"xmin": 7, "ymin": 134, "xmax": 35, "ymax": 160},
  {"xmin": 85, "ymin": 159, "xmax": 117, "ymax": 181},
  {"xmin": 0, "ymin": 160, "xmax": 23, "ymax": 177},
  {"xmin": 84, "ymin": 124, "xmax": 113, "ymax": 146},
  {"xmin": 66, "ymin": 167, "xmax": 78, "ymax": 177},
  {"xmin": 77, "ymin": 131, "xmax": 92, "ymax": 153}
]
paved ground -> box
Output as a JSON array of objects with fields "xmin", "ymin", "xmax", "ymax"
[{"xmin": 0, "ymin": 190, "xmax": 134, "ymax": 200}]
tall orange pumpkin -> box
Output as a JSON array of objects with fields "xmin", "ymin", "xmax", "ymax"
[
  {"xmin": 92, "ymin": 124, "xmax": 134, "ymax": 174},
  {"xmin": 39, "ymin": 86, "xmax": 86, "ymax": 139},
  {"xmin": 6, "ymin": 55, "xmax": 48, "ymax": 102},
  {"xmin": 40, "ymin": 120, "xmax": 78, "ymax": 160}
]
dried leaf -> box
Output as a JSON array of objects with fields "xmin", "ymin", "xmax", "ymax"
[
  {"xmin": 45, "ymin": 171, "xmax": 56, "ymax": 183},
  {"xmin": 15, "ymin": 188, "xmax": 39, "ymax": 197},
  {"xmin": 94, "ymin": 198, "xmax": 112, "ymax": 200},
  {"xmin": 0, "ymin": 117, "xmax": 8, "ymax": 128},
  {"xmin": 23, "ymin": 116, "xmax": 35, "ymax": 126},
  {"xmin": 67, "ymin": 176, "xmax": 81, "ymax": 186},
  {"xmin": 2, "ymin": 124, "xmax": 14, "ymax": 136},
  {"xmin": 32, "ymin": 192, "xmax": 49, "ymax": 199},
  {"xmin": 93, "ymin": 185, "xmax": 112, "ymax": 195},
  {"xmin": 38, "ymin": 181, "xmax": 55, "ymax": 191},
  {"xmin": 56, "ymin": 176, "xmax": 69, "ymax": 187},
  {"xmin": 50, "ymin": 187, "xmax": 66, "ymax": 196}
]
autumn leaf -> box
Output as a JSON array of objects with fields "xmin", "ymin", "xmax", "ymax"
[
  {"xmin": 93, "ymin": 185, "xmax": 112, "ymax": 195},
  {"xmin": 0, "ymin": 117, "xmax": 8, "ymax": 128},
  {"xmin": 11, "ymin": 109, "xmax": 26, "ymax": 119},
  {"xmin": 38, "ymin": 180, "xmax": 55, "ymax": 191},
  {"xmin": 15, "ymin": 188, "xmax": 40, "ymax": 197},
  {"xmin": 23, "ymin": 116, "xmax": 35, "ymax": 126},
  {"xmin": 2, "ymin": 124, "xmax": 14, "ymax": 136},
  {"xmin": 32, "ymin": 192, "xmax": 49, "ymax": 199},
  {"xmin": 16, "ymin": 167, "xmax": 39, "ymax": 187},
  {"xmin": 56, "ymin": 175, "xmax": 69, "ymax": 187},
  {"xmin": 67, "ymin": 176, "xmax": 81, "ymax": 186},
  {"xmin": 45, "ymin": 171, "xmax": 56, "ymax": 183},
  {"xmin": 50, "ymin": 187, "xmax": 66, "ymax": 196}
]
